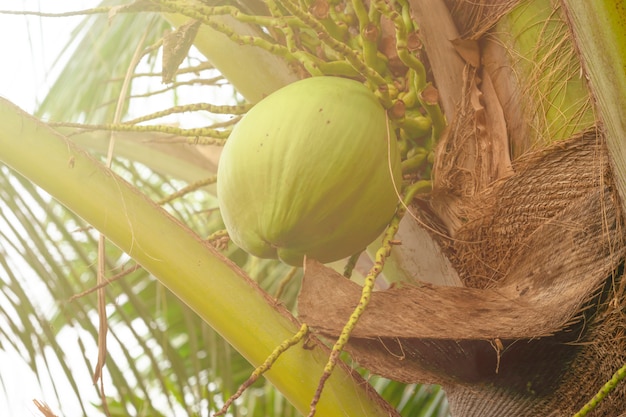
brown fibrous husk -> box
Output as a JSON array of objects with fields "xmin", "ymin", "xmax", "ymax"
[{"xmin": 299, "ymin": 130, "xmax": 626, "ymax": 415}]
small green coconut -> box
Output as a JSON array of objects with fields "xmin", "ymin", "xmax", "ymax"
[{"xmin": 217, "ymin": 76, "xmax": 402, "ymax": 266}]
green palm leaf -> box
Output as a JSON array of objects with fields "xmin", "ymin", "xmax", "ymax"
[{"xmin": 36, "ymin": 1, "xmax": 169, "ymax": 123}]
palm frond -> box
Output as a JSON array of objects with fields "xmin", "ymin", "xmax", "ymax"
[{"xmin": 36, "ymin": 2, "xmax": 169, "ymax": 123}]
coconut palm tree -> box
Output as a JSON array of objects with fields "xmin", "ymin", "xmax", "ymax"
[{"xmin": 0, "ymin": 0, "xmax": 625, "ymax": 416}]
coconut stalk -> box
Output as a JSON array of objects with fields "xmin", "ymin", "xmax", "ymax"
[
  {"xmin": 560, "ymin": 0, "xmax": 626, "ymax": 213},
  {"xmin": 0, "ymin": 98, "xmax": 398, "ymax": 417}
]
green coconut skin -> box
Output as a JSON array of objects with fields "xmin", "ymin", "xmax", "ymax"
[{"xmin": 217, "ymin": 76, "xmax": 402, "ymax": 266}]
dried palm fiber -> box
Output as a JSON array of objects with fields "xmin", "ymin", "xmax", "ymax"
[
  {"xmin": 439, "ymin": 125, "xmax": 626, "ymax": 417},
  {"xmin": 444, "ymin": 0, "xmax": 520, "ymax": 39},
  {"xmin": 494, "ymin": 0, "xmax": 594, "ymax": 153},
  {"xmin": 442, "ymin": 267, "xmax": 626, "ymax": 416},
  {"xmin": 430, "ymin": 49, "xmax": 512, "ymax": 234},
  {"xmin": 299, "ymin": 130, "xmax": 626, "ymax": 416},
  {"xmin": 299, "ymin": 1, "xmax": 620, "ymax": 414},
  {"xmin": 431, "ymin": 0, "xmax": 594, "ymax": 235},
  {"xmin": 438, "ymin": 0, "xmax": 595, "ymax": 163},
  {"xmin": 451, "ymin": 131, "xmax": 609, "ymax": 289}
]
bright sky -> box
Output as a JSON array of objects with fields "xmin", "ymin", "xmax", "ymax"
[
  {"xmin": 0, "ymin": 2, "xmax": 103, "ymax": 416},
  {"xmin": 0, "ymin": 1, "xmax": 100, "ymax": 113}
]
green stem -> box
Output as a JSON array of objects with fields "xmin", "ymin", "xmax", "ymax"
[
  {"xmin": 164, "ymin": 11, "xmax": 298, "ymax": 102},
  {"xmin": 123, "ymin": 103, "xmax": 252, "ymax": 125},
  {"xmin": 0, "ymin": 98, "xmax": 398, "ymax": 417},
  {"xmin": 561, "ymin": 0, "xmax": 626, "ymax": 211},
  {"xmin": 401, "ymin": 148, "xmax": 429, "ymax": 174},
  {"xmin": 217, "ymin": 323, "xmax": 310, "ymax": 416},
  {"xmin": 373, "ymin": 0, "xmax": 425, "ymax": 86},
  {"xmin": 307, "ymin": 188, "xmax": 417, "ymax": 416},
  {"xmin": 277, "ymin": 0, "xmax": 392, "ymax": 98},
  {"xmin": 49, "ymin": 121, "xmax": 230, "ymax": 140},
  {"xmin": 352, "ymin": 0, "xmax": 387, "ymax": 76},
  {"xmin": 573, "ymin": 363, "xmax": 626, "ymax": 417}
]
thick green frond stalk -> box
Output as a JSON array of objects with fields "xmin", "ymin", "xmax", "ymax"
[
  {"xmin": 561, "ymin": 0, "xmax": 626, "ymax": 209},
  {"xmin": 494, "ymin": 0, "xmax": 594, "ymax": 153},
  {"xmin": 0, "ymin": 98, "xmax": 396, "ymax": 417}
]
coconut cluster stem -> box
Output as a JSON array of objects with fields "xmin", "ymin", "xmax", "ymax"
[
  {"xmin": 275, "ymin": 0, "xmax": 391, "ymax": 99},
  {"xmin": 124, "ymin": 103, "xmax": 251, "ymax": 125},
  {"xmin": 47, "ymin": 121, "xmax": 230, "ymax": 141},
  {"xmin": 216, "ymin": 323, "xmax": 310, "ymax": 416},
  {"xmin": 206, "ymin": 229, "xmax": 229, "ymax": 244},
  {"xmin": 573, "ymin": 363, "xmax": 626, "ymax": 417},
  {"xmin": 343, "ymin": 252, "xmax": 362, "ymax": 278},
  {"xmin": 157, "ymin": 0, "xmax": 301, "ymax": 61},
  {"xmin": 373, "ymin": 0, "xmax": 425, "ymax": 83},
  {"xmin": 352, "ymin": 0, "xmax": 387, "ymax": 76},
  {"xmin": 158, "ymin": 0, "xmax": 442, "ymax": 180},
  {"xmin": 274, "ymin": 266, "xmax": 299, "ymax": 300},
  {"xmin": 158, "ymin": 0, "xmax": 364, "ymax": 84},
  {"xmin": 307, "ymin": 184, "xmax": 422, "ymax": 417},
  {"xmin": 157, "ymin": 175, "xmax": 218, "ymax": 205}
]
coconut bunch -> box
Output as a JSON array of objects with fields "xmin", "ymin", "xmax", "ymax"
[{"xmin": 155, "ymin": 0, "xmax": 453, "ymax": 272}]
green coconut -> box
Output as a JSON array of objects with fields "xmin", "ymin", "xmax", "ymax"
[{"xmin": 217, "ymin": 76, "xmax": 402, "ymax": 266}]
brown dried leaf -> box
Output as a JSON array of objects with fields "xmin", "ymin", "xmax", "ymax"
[
  {"xmin": 301, "ymin": 259, "xmax": 541, "ymax": 339},
  {"xmin": 33, "ymin": 400, "xmax": 59, "ymax": 417},
  {"xmin": 162, "ymin": 20, "xmax": 202, "ymax": 84},
  {"xmin": 431, "ymin": 60, "xmax": 512, "ymax": 233},
  {"xmin": 451, "ymin": 38, "xmax": 480, "ymax": 67},
  {"xmin": 301, "ymin": 178, "xmax": 620, "ymax": 341},
  {"xmin": 299, "ymin": 132, "xmax": 624, "ymax": 385},
  {"xmin": 445, "ymin": 0, "xmax": 520, "ymax": 39}
]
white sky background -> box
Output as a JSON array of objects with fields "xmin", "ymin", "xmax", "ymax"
[
  {"xmin": 0, "ymin": 1, "xmax": 100, "ymax": 113},
  {"xmin": 0, "ymin": 3, "xmax": 102, "ymax": 416},
  {"xmin": 0, "ymin": 4, "xmax": 90, "ymax": 417}
]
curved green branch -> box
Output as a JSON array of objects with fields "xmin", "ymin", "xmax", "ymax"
[{"xmin": 0, "ymin": 98, "xmax": 398, "ymax": 417}]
